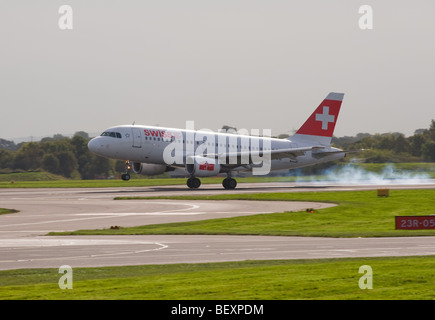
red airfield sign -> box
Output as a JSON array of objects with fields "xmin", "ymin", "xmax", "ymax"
[{"xmin": 395, "ymin": 216, "xmax": 435, "ymax": 230}]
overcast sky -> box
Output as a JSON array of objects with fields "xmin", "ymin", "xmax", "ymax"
[{"xmin": 1, "ymin": 1, "xmax": 434, "ymax": 141}]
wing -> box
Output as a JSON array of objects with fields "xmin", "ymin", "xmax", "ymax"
[
  {"xmin": 207, "ymin": 146, "xmax": 325, "ymax": 167},
  {"xmin": 312, "ymin": 148, "xmax": 363, "ymax": 159},
  {"xmin": 268, "ymin": 146, "xmax": 324, "ymax": 160}
]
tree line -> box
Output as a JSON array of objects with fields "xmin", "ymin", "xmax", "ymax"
[
  {"xmin": 332, "ymin": 120, "xmax": 435, "ymax": 163},
  {"xmin": 0, "ymin": 132, "xmax": 122, "ymax": 179},
  {"xmin": 0, "ymin": 120, "xmax": 434, "ymax": 179}
]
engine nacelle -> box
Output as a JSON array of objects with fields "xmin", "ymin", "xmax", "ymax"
[
  {"xmin": 186, "ymin": 156, "xmax": 221, "ymax": 177},
  {"xmin": 132, "ymin": 162, "xmax": 169, "ymax": 176}
]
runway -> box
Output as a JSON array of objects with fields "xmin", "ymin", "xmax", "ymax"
[{"xmin": 0, "ymin": 181, "xmax": 434, "ymax": 270}]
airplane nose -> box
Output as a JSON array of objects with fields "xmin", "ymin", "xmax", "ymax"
[{"xmin": 88, "ymin": 137, "xmax": 100, "ymax": 154}]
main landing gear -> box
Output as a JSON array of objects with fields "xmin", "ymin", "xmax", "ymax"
[
  {"xmin": 121, "ymin": 160, "xmax": 131, "ymax": 181},
  {"xmin": 222, "ymin": 177, "xmax": 237, "ymax": 190},
  {"xmin": 222, "ymin": 172, "xmax": 237, "ymax": 190},
  {"xmin": 187, "ymin": 177, "xmax": 201, "ymax": 189},
  {"xmin": 186, "ymin": 176, "xmax": 237, "ymax": 190}
]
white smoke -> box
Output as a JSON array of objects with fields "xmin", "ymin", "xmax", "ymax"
[{"xmin": 296, "ymin": 163, "xmax": 432, "ymax": 185}]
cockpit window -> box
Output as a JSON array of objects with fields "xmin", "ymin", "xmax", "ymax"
[{"xmin": 101, "ymin": 132, "xmax": 122, "ymax": 139}]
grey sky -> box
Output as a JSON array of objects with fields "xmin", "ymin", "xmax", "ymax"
[{"xmin": 1, "ymin": 1, "xmax": 434, "ymax": 141}]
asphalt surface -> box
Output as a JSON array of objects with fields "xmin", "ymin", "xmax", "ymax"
[{"xmin": 0, "ymin": 181, "xmax": 434, "ymax": 270}]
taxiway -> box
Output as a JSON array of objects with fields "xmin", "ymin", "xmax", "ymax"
[{"xmin": 0, "ymin": 181, "xmax": 434, "ymax": 270}]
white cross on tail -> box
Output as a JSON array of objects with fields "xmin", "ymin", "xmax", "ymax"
[{"xmin": 315, "ymin": 106, "xmax": 335, "ymax": 130}]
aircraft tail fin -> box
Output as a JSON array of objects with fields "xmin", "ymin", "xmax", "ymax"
[{"xmin": 291, "ymin": 92, "xmax": 344, "ymax": 146}]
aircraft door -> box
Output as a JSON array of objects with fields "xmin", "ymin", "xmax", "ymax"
[{"xmin": 132, "ymin": 127, "xmax": 142, "ymax": 148}]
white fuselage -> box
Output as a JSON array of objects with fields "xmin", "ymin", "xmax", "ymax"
[{"xmin": 88, "ymin": 124, "xmax": 344, "ymax": 174}]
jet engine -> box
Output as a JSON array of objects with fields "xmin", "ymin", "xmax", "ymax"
[
  {"xmin": 185, "ymin": 156, "xmax": 221, "ymax": 177},
  {"xmin": 132, "ymin": 162, "xmax": 172, "ymax": 176}
]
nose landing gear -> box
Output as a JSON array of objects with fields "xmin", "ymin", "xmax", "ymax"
[{"xmin": 121, "ymin": 160, "xmax": 132, "ymax": 181}]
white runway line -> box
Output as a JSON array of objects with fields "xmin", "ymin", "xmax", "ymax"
[
  {"xmin": 0, "ymin": 238, "xmax": 169, "ymax": 263},
  {"xmin": 0, "ymin": 201, "xmax": 201, "ymax": 227}
]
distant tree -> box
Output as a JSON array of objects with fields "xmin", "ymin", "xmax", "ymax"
[
  {"xmin": 115, "ymin": 160, "xmax": 126, "ymax": 173},
  {"xmin": 70, "ymin": 135, "xmax": 89, "ymax": 159},
  {"xmin": 0, "ymin": 138, "xmax": 18, "ymax": 151},
  {"xmin": 42, "ymin": 154, "xmax": 60, "ymax": 174},
  {"xmin": 77, "ymin": 153, "xmax": 92, "ymax": 178},
  {"xmin": 56, "ymin": 151, "xmax": 78, "ymax": 178},
  {"xmin": 429, "ymin": 119, "xmax": 435, "ymax": 140},
  {"xmin": 377, "ymin": 133, "xmax": 395, "ymax": 150},
  {"xmin": 422, "ymin": 141, "xmax": 435, "ymax": 161},
  {"xmin": 53, "ymin": 134, "xmax": 66, "ymax": 140},
  {"xmin": 41, "ymin": 134, "xmax": 67, "ymax": 143},
  {"xmin": 408, "ymin": 134, "xmax": 426, "ymax": 157},
  {"xmin": 80, "ymin": 154, "xmax": 112, "ymax": 179},
  {"xmin": 74, "ymin": 131, "xmax": 89, "ymax": 139},
  {"xmin": 40, "ymin": 138, "xmax": 70, "ymax": 154},
  {"xmin": 333, "ymin": 133, "xmax": 371, "ymax": 149},
  {"xmin": 40, "ymin": 137, "xmax": 54, "ymax": 143},
  {"xmin": 0, "ymin": 149, "xmax": 14, "ymax": 169},
  {"xmin": 414, "ymin": 128, "xmax": 427, "ymax": 135},
  {"xmin": 13, "ymin": 142, "xmax": 43, "ymax": 170},
  {"xmin": 392, "ymin": 133, "xmax": 410, "ymax": 154}
]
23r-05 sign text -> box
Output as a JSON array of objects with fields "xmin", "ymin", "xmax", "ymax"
[{"xmin": 396, "ymin": 216, "xmax": 435, "ymax": 230}]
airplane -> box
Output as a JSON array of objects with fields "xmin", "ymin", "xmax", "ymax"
[{"xmin": 88, "ymin": 92, "xmax": 346, "ymax": 189}]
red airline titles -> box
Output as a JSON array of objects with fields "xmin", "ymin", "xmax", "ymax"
[{"xmin": 144, "ymin": 129, "xmax": 181, "ymax": 139}]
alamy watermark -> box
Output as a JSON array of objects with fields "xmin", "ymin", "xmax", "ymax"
[
  {"xmin": 58, "ymin": 5, "xmax": 374, "ymax": 32},
  {"xmin": 359, "ymin": 5, "xmax": 373, "ymax": 30},
  {"xmin": 160, "ymin": 121, "xmax": 272, "ymax": 175},
  {"xmin": 58, "ymin": 5, "xmax": 73, "ymax": 30},
  {"xmin": 58, "ymin": 265, "xmax": 73, "ymax": 289},
  {"xmin": 358, "ymin": 265, "xmax": 373, "ymax": 289}
]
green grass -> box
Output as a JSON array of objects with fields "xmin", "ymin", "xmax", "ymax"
[
  {"xmin": 0, "ymin": 256, "xmax": 434, "ymax": 300},
  {"xmin": 0, "ymin": 177, "xmax": 182, "ymax": 188},
  {"xmin": 0, "ymin": 171, "xmax": 66, "ymax": 182},
  {"xmin": 0, "ymin": 208, "xmax": 19, "ymax": 215},
  {"xmin": 1, "ymin": 162, "xmax": 433, "ymax": 187},
  {"xmin": 0, "ymin": 176, "xmax": 299, "ymax": 188},
  {"xmin": 348, "ymin": 162, "xmax": 435, "ymax": 175},
  {"xmin": 51, "ymin": 189, "xmax": 435, "ymax": 238}
]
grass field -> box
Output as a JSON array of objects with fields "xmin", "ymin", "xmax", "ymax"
[
  {"xmin": 0, "ymin": 256, "xmax": 434, "ymax": 300},
  {"xmin": 0, "ymin": 176, "xmax": 298, "ymax": 188},
  {"xmin": 2, "ymin": 165, "xmax": 434, "ymax": 300},
  {"xmin": 0, "ymin": 162, "xmax": 434, "ymax": 188},
  {"xmin": 50, "ymin": 189, "xmax": 435, "ymax": 238},
  {"xmin": 0, "ymin": 208, "xmax": 18, "ymax": 215},
  {"xmin": 0, "ymin": 171, "xmax": 66, "ymax": 182}
]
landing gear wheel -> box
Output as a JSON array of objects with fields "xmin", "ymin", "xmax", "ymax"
[
  {"xmin": 187, "ymin": 177, "xmax": 201, "ymax": 189},
  {"xmin": 222, "ymin": 178, "xmax": 237, "ymax": 190},
  {"xmin": 122, "ymin": 160, "xmax": 132, "ymax": 181}
]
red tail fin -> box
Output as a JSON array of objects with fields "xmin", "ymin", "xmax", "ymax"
[{"xmin": 296, "ymin": 92, "xmax": 344, "ymax": 137}]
